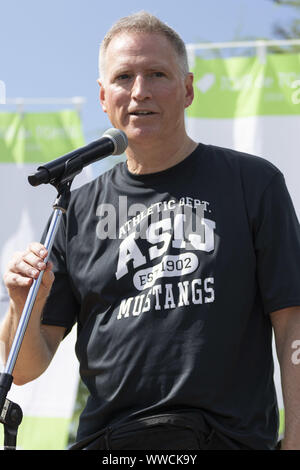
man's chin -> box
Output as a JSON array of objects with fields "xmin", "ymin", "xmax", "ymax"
[{"xmin": 125, "ymin": 126, "xmax": 160, "ymax": 144}]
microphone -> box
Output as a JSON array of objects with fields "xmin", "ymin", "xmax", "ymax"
[{"xmin": 28, "ymin": 128, "xmax": 128, "ymax": 187}]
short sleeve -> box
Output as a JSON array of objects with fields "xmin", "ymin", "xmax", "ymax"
[
  {"xmin": 254, "ymin": 173, "xmax": 300, "ymax": 314},
  {"xmin": 41, "ymin": 214, "xmax": 80, "ymax": 336}
]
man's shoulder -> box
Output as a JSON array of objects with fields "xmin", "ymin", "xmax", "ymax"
[
  {"xmin": 201, "ymin": 143, "xmax": 282, "ymax": 184},
  {"xmin": 205, "ymin": 143, "xmax": 278, "ymax": 169}
]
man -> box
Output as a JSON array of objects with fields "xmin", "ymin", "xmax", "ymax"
[{"xmin": 1, "ymin": 12, "xmax": 300, "ymax": 450}]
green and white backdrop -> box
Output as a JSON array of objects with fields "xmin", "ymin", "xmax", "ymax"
[
  {"xmin": 0, "ymin": 110, "xmax": 92, "ymax": 449},
  {"xmin": 186, "ymin": 47, "xmax": 300, "ymax": 439},
  {"xmin": 0, "ymin": 47, "xmax": 299, "ymax": 449}
]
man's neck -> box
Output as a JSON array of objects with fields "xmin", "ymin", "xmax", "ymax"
[{"xmin": 125, "ymin": 136, "xmax": 198, "ymax": 175}]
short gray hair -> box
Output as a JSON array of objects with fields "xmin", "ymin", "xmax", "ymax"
[{"xmin": 98, "ymin": 11, "xmax": 189, "ymax": 81}]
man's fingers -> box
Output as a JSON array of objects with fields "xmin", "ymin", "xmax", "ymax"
[
  {"xmin": 27, "ymin": 242, "xmax": 48, "ymax": 260},
  {"xmin": 6, "ymin": 245, "xmax": 48, "ymax": 277},
  {"xmin": 4, "ymin": 263, "xmax": 54, "ymax": 291},
  {"xmin": 3, "ymin": 245, "xmax": 54, "ymax": 314},
  {"xmin": 6, "ymin": 258, "xmax": 40, "ymax": 281},
  {"xmin": 4, "ymin": 271, "xmax": 33, "ymax": 289},
  {"xmin": 23, "ymin": 251, "xmax": 47, "ymax": 272}
]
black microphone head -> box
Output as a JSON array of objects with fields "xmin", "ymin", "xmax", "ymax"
[
  {"xmin": 28, "ymin": 168, "xmax": 49, "ymax": 186},
  {"xmin": 102, "ymin": 128, "xmax": 128, "ymax": 155}
]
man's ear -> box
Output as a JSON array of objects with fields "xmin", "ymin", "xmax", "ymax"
[
  {"xmin": 97, "ymin": 79, "xmax": 107, "ymax": 113},
  {"xmin": 184, "ymin": 73, "xmax": 194, "ymax": 109}
]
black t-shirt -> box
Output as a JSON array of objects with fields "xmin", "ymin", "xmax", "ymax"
[{"xmin": 42, "ymin": 143, "xmax": 300, "ymax": 449}]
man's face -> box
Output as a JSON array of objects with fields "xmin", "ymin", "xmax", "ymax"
[{"xmin": 98, "ymin": 32, "xmax": 194, "ymax": 146}]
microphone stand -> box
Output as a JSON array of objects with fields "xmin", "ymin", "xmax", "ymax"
[{"xmin": 0, "ymin": 166, "xmax": 76, "ymax": 450}]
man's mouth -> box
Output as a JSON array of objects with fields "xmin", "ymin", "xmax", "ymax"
[{"xmin": 129, "ymin": 111, "xmax": 156, "ymax": 116}]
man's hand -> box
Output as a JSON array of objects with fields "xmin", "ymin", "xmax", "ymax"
[
  {"xmin": 3, "ymin": 242, "xmax": 54, "ymax": 315},
  {"xmin": 0, "ymin": 242, "xmax": 64, "ymax": 385}
]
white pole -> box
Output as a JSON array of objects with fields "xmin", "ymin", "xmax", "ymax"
[
  {"xmin": 5, "ymin": 97, "xmax": 86, "ymax": 114},
  {"xmin": 186, "ymin": 38, "xmax": 300, "ymax": 51}
]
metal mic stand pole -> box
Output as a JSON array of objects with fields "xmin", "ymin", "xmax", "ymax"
[{"xmin": 0, "ymin": 178, "xmax": 73, "ymax": 450}]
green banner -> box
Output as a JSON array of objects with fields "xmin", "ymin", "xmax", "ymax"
[
  {"xmin": 0, "ymin": 416, "xmax": 70, "ymax": 450},
  {"xmin": 187, "ymin": 53, "xmax": 300, "ymax": 118},
  {"xmin": 0, "ymin": 110, "xmax": 83, "ymax": 449},
  {"xmin": 0, "ymin": 110, "xmax": 85, "ymax": 163}
]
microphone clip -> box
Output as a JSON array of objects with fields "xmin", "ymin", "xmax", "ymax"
[{"xmin": 52, "ymin": 154, "xmax": 84, "ymax": 186}]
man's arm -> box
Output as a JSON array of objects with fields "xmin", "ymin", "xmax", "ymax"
[
  {"xmin": 0, "ymin": 242, "xmax": 66, "ymax": 385},
  {"xmin": 271, "ymin": 306, "xmax": 300, "ymax": 450}
]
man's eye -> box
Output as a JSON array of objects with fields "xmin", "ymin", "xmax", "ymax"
[
  {"xmin": 117, "ymin": 74, "xmax": 131, "ymax": 81},
  {"xmin": 153, "ymin": 72, "xmax": 165, "ymax": 78}
]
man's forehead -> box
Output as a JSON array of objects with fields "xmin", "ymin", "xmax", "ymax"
[
  {"xmin": 104, "ymin": 32, "xmax": 177, "ymax": 70},
  {"xmin": 106, "ymin": 31, "xmax": 174, "ymax": 56}
]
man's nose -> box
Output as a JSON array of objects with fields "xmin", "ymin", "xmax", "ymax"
[{"xmin": 131, "ymin": 75, "xmax": 152, "ymax": 100}]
